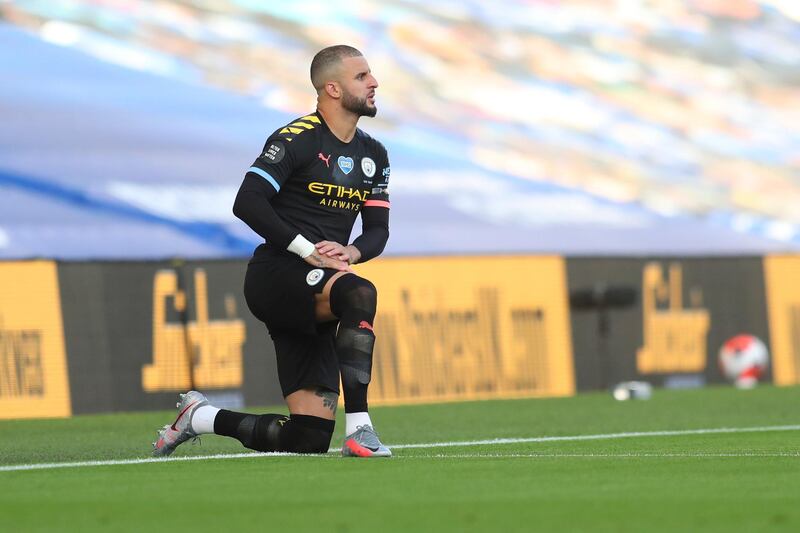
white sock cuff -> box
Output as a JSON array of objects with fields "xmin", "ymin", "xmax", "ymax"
[
  {"xmin": 345, "ymin": 411, "xmax": 373, "ymax": 436},
  {"xmin": 191, "ymin": 405, "xmax": 220, "ymax": 435}
]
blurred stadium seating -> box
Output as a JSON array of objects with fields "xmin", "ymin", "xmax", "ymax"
[{"xmin": 1, "ymin": 0, "xmax": 799, "ymax": 258}]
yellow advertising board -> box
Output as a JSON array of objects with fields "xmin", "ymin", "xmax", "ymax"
[
  {"xmin": 636, "ymin": 262, "xmax": 710, "ymax": 374},
  {"xmin": 142, "ymin": 269, "xmax": 245, "ymax": 391},
  {"xmin": 763, "ymin": 256, "xmax": 800, "ymax": 385},
  {"xmin": 0, "ymin": 261, "xmax": 71, "ymax": 419},
  {"xmin": 354, "ymin": 255, "xmax": 575, "ymax": 404}
]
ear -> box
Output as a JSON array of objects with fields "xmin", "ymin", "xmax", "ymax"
[{"xmin": 324, "ymin": 81, "xmax": 341, "ymax": 99}]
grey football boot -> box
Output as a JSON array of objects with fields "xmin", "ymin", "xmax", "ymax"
[
  {"xmin": 342, "ymin": 425, "xmax": 392, "ymax": 457},
  {"xmin": 152, "ymin": 391, "xmax": 209, "ymax": 457}
]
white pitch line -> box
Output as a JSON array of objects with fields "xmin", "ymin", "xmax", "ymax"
[
  {"xmin": 1, "ymin": 424, "xmax": 798, "ymax": 473},
  {"xmin": 399, "ymin": 452, "xmax": 800, "ymax": 458},
  {"xmin": 388, "ymin": 424, "xmax": 800, "ymax": 449},
  {"xmin": 0, "ymin": 451, "xmax": 314, "ymax": 473}
]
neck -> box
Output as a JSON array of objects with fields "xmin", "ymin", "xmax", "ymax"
[{"xmin": 317, "ymin": 104, "xmax": 359, "ymax": 143}]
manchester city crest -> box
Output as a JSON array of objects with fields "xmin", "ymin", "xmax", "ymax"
[
  {"xmin": 361, "ymin": 157, "xmax": 376, "ymax": 177},
  {"xmin": 306, "ymin": 269, "xmax": 324, "ymax": 286}
]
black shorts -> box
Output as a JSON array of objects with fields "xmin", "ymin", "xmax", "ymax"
[{"xmin": 244, "ymin": 245, "xmax": 341, "ymax": 397}]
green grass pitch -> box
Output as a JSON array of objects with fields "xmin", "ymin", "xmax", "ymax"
[{"xmin": 1, "ymin": 385, "xmax": 799, "ymax": 532}]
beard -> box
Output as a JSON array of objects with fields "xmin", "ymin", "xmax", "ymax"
[{"xmin": 342, "ymin": 88, "xmax": 377, "ymax": 117}]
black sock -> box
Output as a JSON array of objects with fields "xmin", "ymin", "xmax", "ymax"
[
  {"xmin": 213, "ymin": 410, "xmax": 284, "ymax": 451},
  {"xmin": 214, "ymin": 410, "xmax": 334, "ymax": 453},
  {"xmin": 277, "ymin": 414, "xmax": 335, "ymax": 453}
]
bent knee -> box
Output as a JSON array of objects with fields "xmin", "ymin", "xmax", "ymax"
[
  {"xmin": 295, "ymin": 427, "xmax": 333, "ymax": 454},
  {"xmin": 330, "ymin": 275, "xmax": 378, "ymax": 317},
  {"xmin": 282, "ymin": 414, "xmax": 335, "ymax": 454}
]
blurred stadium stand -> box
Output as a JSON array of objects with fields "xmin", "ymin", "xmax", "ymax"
[{"xmin": 1, "ymin": 0, "xmax": 799, "ymax": 259}]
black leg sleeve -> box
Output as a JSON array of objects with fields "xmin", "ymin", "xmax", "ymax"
[{"xmin": 330, "ymin": 275, "xmax": 378, "ymax": 413}]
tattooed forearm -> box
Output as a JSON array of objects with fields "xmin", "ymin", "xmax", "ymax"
[
  {"xmin": 315, "ymin": 389, "xmax": 338, "ymax": 413},
  {"xmin": 309, "ymin": 252, "xmax": 325, "ymax": 267}
]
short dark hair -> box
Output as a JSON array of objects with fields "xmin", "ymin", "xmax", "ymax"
[{"xmin": 310, "ymin": 45, "xmax": 363, "ymax": 91}]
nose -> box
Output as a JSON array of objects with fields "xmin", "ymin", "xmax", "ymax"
[{"xmin": 369, "ymin": 74, "xmax": 378, "ymax": 88}]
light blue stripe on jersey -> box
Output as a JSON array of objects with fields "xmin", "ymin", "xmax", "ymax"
[{"xmin": 247, "ymin": 166, "xmax": 281, "ymax": 192}]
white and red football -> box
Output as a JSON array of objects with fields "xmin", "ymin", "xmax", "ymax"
[{"xmin": 718, "ymin": 334, "xmax": 769, "ymax": 389}]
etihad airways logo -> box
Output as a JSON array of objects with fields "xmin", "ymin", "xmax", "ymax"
[{"xmin": 308, "ymin": 182, "xmax": 368, "ymax": 210}]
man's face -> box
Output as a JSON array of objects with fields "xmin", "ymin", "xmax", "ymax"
[{"xmin": 338, "ymin": 55, "xmax": 378, "ymax": 117}]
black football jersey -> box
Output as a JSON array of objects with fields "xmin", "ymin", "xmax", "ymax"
[{"xmin": 246, "ymin": 111, "xmax": 391, "ymax": 249}]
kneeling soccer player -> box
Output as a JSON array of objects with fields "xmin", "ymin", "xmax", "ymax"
[{"xmin": 152, "ymin": 44, "xmax": 391, "ymax": 458}]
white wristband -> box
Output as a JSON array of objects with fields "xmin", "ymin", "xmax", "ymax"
[{"xmin": 287, "ymin": 234, "xmax": 315, "ymax": 258}]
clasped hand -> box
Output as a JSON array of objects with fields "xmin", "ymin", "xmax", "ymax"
[{"xmin": 303, "ymin": 241, "xmax": 361, "ymax": 272}]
